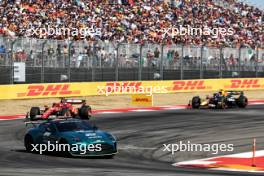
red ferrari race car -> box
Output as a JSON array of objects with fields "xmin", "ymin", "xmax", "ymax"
[{"xmin": 26, "ymin": 98, "xmax": 92, "ymax": 121}]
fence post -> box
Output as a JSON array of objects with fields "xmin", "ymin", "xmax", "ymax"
[
  {"xmin": 238, "ymin": 46, "xmax": 242, "ymax": 77},
  {"xmin": 180, "ymin": 44, "xmax": 184, "ymax": 80},
  {"xmin": 219, "ymin": 47, "xmax": 223, "ymax": 78},
  {"xmin": 91, "ymin": 42, "xmax": 96, "ymax": 81},
  {"xmin": 115, "ymin": 43, "xmax": 120, "ymax": 81},
  {"xmin": 41, "ymin": 40, "xmax": 47, "ymax": 83},
  {"xmin": 160, "ymin": 42, "xmax": 165, "ymax": 80},
  {"xmin": 256, "ymin": 48, "xmax": 259, "ymax": 78},
  {"xmin": 68, "ymin": 41, "xmax": 73, "ymax": 82},
  {"xmin": 138, "ymin": 43, "xmax": 143, "ymax": 80},
  {"xmin": 10, "ymin": 39, "xmax": 17, "ymax": 84},
  {"xmin": 200, "ymin": 45, "xmax": 204, "ymax": 79}
]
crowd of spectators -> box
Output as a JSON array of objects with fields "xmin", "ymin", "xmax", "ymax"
[{"xmin": 0, "ymin": 0, "xmax": 263, "ymax": 48}]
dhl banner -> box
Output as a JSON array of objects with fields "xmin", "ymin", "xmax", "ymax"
[{"xmin": 0, "ymin": 78, "xmax": 264, "ymax": 100}]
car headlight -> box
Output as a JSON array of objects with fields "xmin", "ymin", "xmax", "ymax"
[{"xmin": 105, "ymin": 133, "xmax": 116, "ymax": 141}]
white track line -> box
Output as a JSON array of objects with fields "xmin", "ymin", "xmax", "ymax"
[{"xmin": 173, "ymin": 150, "xmax": 264, "ymax": 173}]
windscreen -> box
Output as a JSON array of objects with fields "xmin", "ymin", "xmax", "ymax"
[{"xmin": 55, "ymin": 120, "xmax": 93, "ymax": 132}]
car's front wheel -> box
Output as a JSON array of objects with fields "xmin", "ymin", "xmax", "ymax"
[
  {"xmin": 192, "ymin": 96, "xmax": 201, "ymax": 109},
  {"xmin": 58, "ymin": 139, "xmax": 72, "ymax": 157},
  {"xmin": 29, "ymin": 107, "xmax": 40, "ymax": 121},
  {"xmin": 105, "ymin": 154, "xmax": 114, "ymax": 159},
  {"xmin": 24, "ymin": 135, "xmax": 34, "ymax": 152},
  {"xmin": 216, "ymin": 97, "xmax": 226, "ymax": 109},
  {"xmin": 79, "ymin": 105, "xmax": 92, "ymax": 119},
  {"xmin": 237, "ymin": 96, "xmax": 248, "ymax": 108}
]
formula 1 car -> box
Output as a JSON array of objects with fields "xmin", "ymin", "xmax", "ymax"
[
  {"xmin": 190, "ymin": 90, "xmax": 248, "ymax": 109},
  {"xmin": 26, "ymin": 98, "xmax": 92, "ymax": 121},
  {"xmin": 24, "ymin": 118, "xmax": 117, "ymax": 158}
]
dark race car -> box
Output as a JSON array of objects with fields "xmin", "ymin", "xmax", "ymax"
[
  {"xmin": 26, "ymin": 98, "xmax": 92, "ymax": 121},
  {"xmin": 190, "ymin": 90, "xmax": 248, "ymax": 109},
  {"xmin": 24, "ymin": 118, "xmax": 117, "ymax": 158}
]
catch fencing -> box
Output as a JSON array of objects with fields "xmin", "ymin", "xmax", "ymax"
[{"xmin": 0, "ymin": 36, "xmax": 263, "ymax": 84}]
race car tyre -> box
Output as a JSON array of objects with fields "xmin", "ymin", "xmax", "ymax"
[
  {"xmin": 237, "ymin": 96, "xmax": 248, "ymax": 108},
  {"xmin": 24, "ymin": 135, "xmax": 34, "ymax": 152},
  {"xmin": 58, "ymin": 139, "xmax": 72, "ymax": 157},
  {"xmin": 29, "ymin": 107, "xmax": 40, "ymax": 121},
  {"xmin": 216, "ymin": 97, "xmax": 226, "ymax": 109},
  {"xmin": 105, "ymin": 154, "xmax": 115, "ymax": 159},
  {"xmin": 191, "ymin": 96, "xmax": 201, "ymax": 109},
  {"xmin": 79, "ymin": 106, "xmax": 91, "ymax": 119}
]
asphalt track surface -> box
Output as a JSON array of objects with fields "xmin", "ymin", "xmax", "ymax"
[{"xmin": 1, "ymin": 105, "xmax": 264, "ymax": 176}]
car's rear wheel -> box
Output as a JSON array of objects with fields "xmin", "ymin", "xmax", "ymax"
[
  {"xmin": 237, "ymin": 96, "xmax": 248, "ymax": 108},
  {"xmin": 24, "ymin": 135, "xmax": 34, "ymax": 152},
  {"xmin": 29, "ymin": 107, "xmax": 40, "ymax": 121},
  {"xmin": 191, "ymin": 96, "xmax": 201, "ymax": 109},
  {"xmin": 105, "ymin": 154, "xmax": 114, "ymax": 159},
  {"xmin": 216, "ymin": 97, "xmax": 226, "ymax": 109},
  {"xmin": 79, "ymin": 105, "xmax": 91, "ymax": 119},
  {"xmin": 58, "ymin": 139, "xmax": 72, "ymax": 157}
]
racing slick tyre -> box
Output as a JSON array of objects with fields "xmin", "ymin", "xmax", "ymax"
[
  {"xmin": 237, "ymin": 96, "xmax": 248, "ymax": 108},
  {"xmin": 105, "ymin": 154, "xmax": 115, "ymax": 159},
  {"xmin": 191, "ymin": 96, "xmax": 201, "ymax": 109},
  {"xmin": 24, "ymin": 135, "xmax": 34, "ymax": 153},
  {"xmin": 58, "ymin": 139, "xmax": 72, "ymax": 158},
  {"xmin": 29, "ymin": 107, "xmax": 40, "ymax": 121},
  {"xmin": 216, "ymin": 97, "xmax": 226, "ymax": 109},
  {"xmin": 79, "ymin": 105, "xmax": 91, "ymax": 119}
]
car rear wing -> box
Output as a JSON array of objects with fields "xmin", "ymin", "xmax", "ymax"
[
  {"xmin": 65, "ymin": 99, "xmax": 86, "ymax": 104},
  {"xmin": 225, "ymin": 90, "xmax": 244, "ymax": 95}
]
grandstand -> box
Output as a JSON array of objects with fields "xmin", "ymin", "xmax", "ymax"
[{"xmin": 0, "ymin": 0, "xmax": 263, "ymax": 84}]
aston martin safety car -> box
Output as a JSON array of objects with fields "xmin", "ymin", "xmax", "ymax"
[{"xmin": 24, "ymin": 118, "xmax": 117, "ymax": 158}]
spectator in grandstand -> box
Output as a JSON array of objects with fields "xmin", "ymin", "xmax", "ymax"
[
  {"xmin": 0, "ymin": 45, "xmax": 5, "ymax": 54},
  {"xmin": 0, "ymin": 45, "xmax": 5, "ymax": 64},
  {"xmin": 146, "ymin": 50, "xmax": 154, "ymax": 68},
  {"xmin": 15, "ymin": 49, "xmax": 27, "ymax": 62},
  {"xmin": 0, "ymin": 0, "xmax": 263, "ymax": 49},
  {"xmin": 57, "ymin": 44, "xmax": 62, "ymax": 67},
  {"xmin": 27, "ymin": 50, "xmax": 34, "ymax": 66},
  {"xmin": 154, "ymin": 48, "xmax": 160, "ymax": 59},
  {"xmin": 0, "ymin": 45, "xmax": 6, "ymax": 55},
  {"xmin": 47, "ymin": 46, "xmax": 56, "ymax": 67},
  {"xmin": 63, "ymin": 45, "xmax": 68, "ymax": 67},
  {"xmin": 250, "ymin": 54, "xmax": 257, "ymax": 67}
]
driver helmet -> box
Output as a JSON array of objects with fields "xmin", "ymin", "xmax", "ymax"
[
  {"xmin": 219, "ymin": 89, "xmax": 225, "ymax": 96},
  {"xmin": 61, "ymin": 97, "xmax": 67, "ymax": 104}
]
